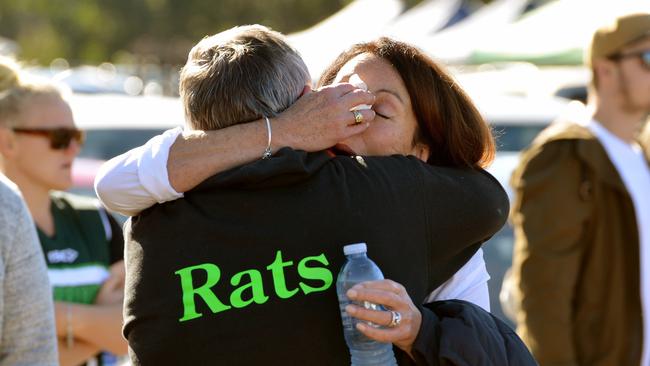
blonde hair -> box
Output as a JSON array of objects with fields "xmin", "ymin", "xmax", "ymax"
[
  {"xmin": 0, "ymin": 57, "xmax": 21, "ymax": 92},
  {"xmin": 179, "ymin": 25, "xmax": 310, "ymax": 131},
  {"xmin": 0, "ymin": 57, "xmax": 64, "ymax": 128}
]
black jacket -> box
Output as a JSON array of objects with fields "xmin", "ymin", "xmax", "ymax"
[
  {"xmin": 397, "ymin": 300, "xmax": 537, "ymax": 366},
  {"xmin": 124, "ymin": 148, "xmax": 510, "ymax": 365}
]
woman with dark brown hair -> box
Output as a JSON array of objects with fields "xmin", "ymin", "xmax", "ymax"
[
  {"xmin": 314, "ymin": 37, "xmax": 500, "ymax": 358},
  {"xmin": 319, "ymin": 37, "xmax": 494, "ymax": 170}
]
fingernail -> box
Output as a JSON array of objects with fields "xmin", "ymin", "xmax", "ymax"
[
  {"xmin": 345, "ymin": 305, "xmax": 355, "ymax": 314},
  {"xmin": 356, "ymin": 323, "xmax": 366, "ymax": 331},
  {"xmin": 347, "ymin": 289, "xmax": 357, "ymax": 299}
]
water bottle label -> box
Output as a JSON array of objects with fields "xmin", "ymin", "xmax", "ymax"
[
  {"xmin": 339, "ymin": 294, "xmax": 385, "ymax": 332},
  {"xmin": 338, "ymin": 292, "xmax": 354, "ymax": 332}
]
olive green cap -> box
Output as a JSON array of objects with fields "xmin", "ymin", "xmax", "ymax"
[{"xmin": 587, "ymin": 12, "xmax": 650, "ymax": 66}]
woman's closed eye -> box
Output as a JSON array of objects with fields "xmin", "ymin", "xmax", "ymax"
[
  {"xmin": 374, "ymin": 109, "xmax": 390, "ymax": 119},
  {"xmin": 373, "ymin": 106, "xmax": 394, "ymax": 119},
  {"xmin": 372, "ymin": 96, "xmax": 400, "ymax": 120}
]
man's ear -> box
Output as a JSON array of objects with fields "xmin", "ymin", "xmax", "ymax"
[
  {"xmin": 0, "ymin": 127, "xmax": 16, "ymax": 158},
  {"xmin": 593, "ymin": 59, "xmax": 616, "ymax": 86},
  {"xmin": 412, "ymin": 143, "xmax": 430, "ymax": 163}
]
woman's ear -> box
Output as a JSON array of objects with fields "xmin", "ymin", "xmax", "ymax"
[{"xmin": 412, "ymin": 143, "xmax": 430, "ymax": 163}]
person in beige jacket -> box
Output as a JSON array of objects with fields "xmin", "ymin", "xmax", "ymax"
[{"xmin": 511, "ymin": 12, "xmax": 650, "ymax": 366}]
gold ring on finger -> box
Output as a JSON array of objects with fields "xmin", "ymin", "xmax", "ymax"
[{"xmin": 352, "ymin": 110, "xmax": 364, "ymax": 124}]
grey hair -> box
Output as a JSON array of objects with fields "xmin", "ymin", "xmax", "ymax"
[{"xmin": 179, "ymin": 24, "xmax": 310, "ymax": 131}]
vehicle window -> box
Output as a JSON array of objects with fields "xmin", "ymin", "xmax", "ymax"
[
  {"xmin": 492, "ymin": 124, "xmax": 546, "ymax": 151},
  {"xmin": 79, "ymin": 129, "xmax": 168, "ymax": 161}
]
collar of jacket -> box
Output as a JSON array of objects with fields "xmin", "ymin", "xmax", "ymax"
[
  {"xmin": 192, "ymin": 147, "xmax": 356, "ymax": 191},
  {"xmin": 531, "ymin": 121, "xmax": 630, "ymax": 193}
]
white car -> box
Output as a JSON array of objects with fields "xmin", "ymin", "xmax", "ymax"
[
  {"xmin": 68, "ymin": 94, "xmax": 184, "ymax": 196},
  {"xmin": 70, "ymin": 94, "xmax": 184, "ymax": 161}
]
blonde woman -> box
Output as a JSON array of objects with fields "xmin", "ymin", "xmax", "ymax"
[{"xmin": 0, "ymin": 58, "xmax": 127, "ymax": 366}]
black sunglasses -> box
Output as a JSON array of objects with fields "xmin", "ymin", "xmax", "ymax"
[
  {"xmin": 609, "ymin": 49, "xmax": 650, "ymax": 70},
  {"xmin": 12, "ymin": 127, "xmax": 86, "ymax": 149}
]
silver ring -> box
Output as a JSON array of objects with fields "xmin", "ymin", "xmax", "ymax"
[
  {"xmin": 388, "ymin": 310, "xmax": 402, "ymax": 328},
  {"xmin": 352, "ymin": 110, "xmax": 364, "ymax": 124}
]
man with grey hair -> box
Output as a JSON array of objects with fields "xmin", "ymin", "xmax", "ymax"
[
  {"xmin": 180, "ymin": 25, "xmax": 312, "ymax": 131},
  {"xmin": 96, "ymin": 25, "xmax": 375, "ymax": 213},
  {"xmin": 114, "ymin": 25, "xmax": 510, "ymax": 365}
]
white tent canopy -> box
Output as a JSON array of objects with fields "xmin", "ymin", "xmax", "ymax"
[
  {"xmin": 287, "ymin": 0, "xmax": 403, "ymax": 79},
  {"xmin": 468, "ymin": 0, "xmax": 650, "ymax": 65},
  {"xmin": 382, "ymin": 0, "xmax": 463, "ymax": 41},
  {"xmin": 415, "ymin": 0, "xmax": 530, "ymax": 63}
]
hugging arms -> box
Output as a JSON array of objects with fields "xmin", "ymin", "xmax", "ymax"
[{"xmin": 96, "ymin": 28, "xmax": 535, "ymax": 365}]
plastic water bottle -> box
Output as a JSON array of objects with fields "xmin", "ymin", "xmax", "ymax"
[{"xmin": 336, "ymin": 243, "xmax": 397, "ymax": 366}]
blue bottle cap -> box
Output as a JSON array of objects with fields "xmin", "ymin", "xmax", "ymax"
[{"xmin": 343, "ymin": 243, "xmax": 367, "ymax": 255}]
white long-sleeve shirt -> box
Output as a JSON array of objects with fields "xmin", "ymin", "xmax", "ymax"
[
  {"xmin": 587, "ymin": 119, "xmax": 650, "ymax": 366},
  {"xmin": 94, "ymin": 128, "xmax": 492, "ymax": 311}
]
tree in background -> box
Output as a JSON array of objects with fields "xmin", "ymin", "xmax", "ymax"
[
  {"xmin": 0, "ymin": 0, "xmax": 357, "ymax": 66},
  {"xmin": 0, "ymin": 0, "xmax": 500, "ymax": 67},
  {"xmin": 1, "ymin": 0, "xmax": 505, "ymax": 95}
]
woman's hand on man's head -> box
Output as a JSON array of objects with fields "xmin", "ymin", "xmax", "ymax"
[
  {"xmin": 345, "ymin": 279, "xmax": 422, "ymax": 358},
  {"xmin": 272, "ymin": 83, "xmax": 376, "ymax": 152}
]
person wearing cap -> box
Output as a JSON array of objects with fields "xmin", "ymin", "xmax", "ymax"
[{"xmin": 510, "ymin": 12, "xmax": 650, "ymax": 366}]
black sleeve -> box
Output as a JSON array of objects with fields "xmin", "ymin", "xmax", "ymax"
[
  {"xmin": 107, "ymin": 213, "xmax": 125, "ymax": 264},
  {"xmin": 418, "ymin": 165, "xmax": 510, "ymax": 251},
  {"xmin": 412, "ymin": 161, "xmax": 510, "ymax": 290},
  {"xmin": 407, "ymin": 300, "xmax": 538, "ymax": 366},
  {"xmin": 405, "ymin": 304, "xmax": 441, "ymax": 366}
]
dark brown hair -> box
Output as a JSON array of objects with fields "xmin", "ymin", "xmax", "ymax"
[{"xmin": 318, "ymin": 37, "xmax": 495, "ymax": 168}]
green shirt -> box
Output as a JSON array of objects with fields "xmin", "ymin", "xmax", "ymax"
[{"xmin": 38, "ymin": 192, "xmax": 123, "ymax": 305}]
